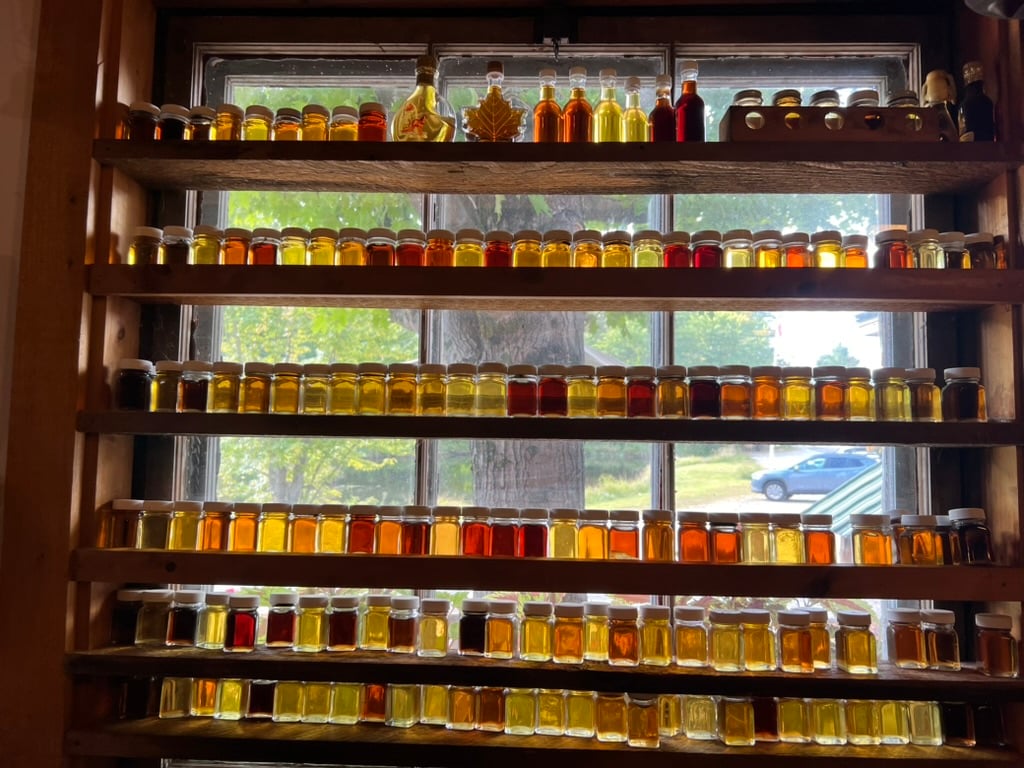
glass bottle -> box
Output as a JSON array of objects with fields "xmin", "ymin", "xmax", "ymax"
[
  {"xmin": 361, "ymin": 594, "xmax": 391, "ymax": 650},
  {"xmin": 739, "ymin": 512, "xmax": 771, "ymax": 563},
  {"xmin": 811, "ymin": 230, "xmax": 843, "ymax": 268},
  {"xmin": 627, "ymin": 694, "xmax": 660, "ymax": 748},
  {"xmin": 485, "ymin": 599, "xmax": 518, "ymax": 659},
  {"xmin": 874, "ymin": 367, "xmax": 910, "ymax": 421},
  {"xmin": 577, "ymin": 508, "xmax": 609, "ymax": 560},
  {"xmin": 537, "ymin": 689, "xmax": 567, "ymax": 735},
  {"xmin": 609, "ymin": 509, "xmax": 640, "ymax": 559},
  {"xmin": 600, "ymin": 230, "xmax": 632, "ymax": 267},
  {"xmin": 642, "ymin": 508, "xmax": 673, "ymax": 561},
  {"xmin": 741, "ymin": 609, "xmax": 775, "ymax": 671},
  {"xmin": 709, "ymin": 609, "xmax": 743, "ymax": 672},
  {"xmin": 751, "ymin": 365, "xmax": 782, "ymax": 420},
  {"xmin": 553, "ymin": 602, "xmax": 585, "ymax": 664},
  {"xmin": 458, "ymin": 599, "xmax": 488, "ymax": 656},
  {"xmin": 976, "ymin": 613, "xmax": 1019, "ymax": 677},
  {"xmin": 562, "ymin": 66, "xmax": 593, "ymax": 143},
  {"xmin": 959, "ymin": 61, "xmax": 996, "ymax": 141},
  {"xmin": 638, "ymin": 603, "xmax": 672, "ymax": 666},
  {"xmin": 846, "ymin": 700, "xmax": 881, "ymax": 746},
  {"xmin": 779, "ymin": 698, "xmax": 811, "ymax": 744},
  {"xmin": 134, "ymin": 590, "xmax": 173, "ymax": 645},
  {"xmin": 138, "ymin": 500, "xmax": 172, "ymax": 549},
  {"xmin": 688, "ymin": 365, "xmax": 721, "ymax": 419},
  {"xmin": 358, "ymin": 103, "xmax": 388, "ymax": 141},
  {"xmin": 939, "ymin": 230, "xmax": 967, "ymax": 269},
  {"xmin": 846, "ymin": 367, "xmax": 875, "ymax": 420},
  {"xmin": 483, "ymin": 230, "xmax": 512, "ymax": 267},
  {"xmin": 910, "ymin": 228, "xmax": 943, "ymax": 269},
  {"xmin": 418, "ymin": 598, "xmax": 450, "ymax": 657},
  {"xmin": 583, "ymin": 602, "xmax": 609, "ymax": 662},
  {"xmin": 782, "ymin": 232, "xmax": 813, "ymax": 268},
  {"xmin": 416, "ymin": 363, "xmax": 446, "ymax": 415},
  {"xmin": 674, "ymin": 59, "xmax": 705, "ymax": 141},
  {"xmin": 394, "ymin": 229, "xmax": 425, "ymax": 267},
  {"xmin": 521, "ymin": 601, "xmax": 554, "ymax": 661},
  {"xmin": 691, "ymin": 230, "xmax": 722, "ymax": 268},
  {"xmin": 710, "ymin": 512, "xmax": 740, "ymax": 562},
  {"xmin": 454, "ymin": 228, "xmax": 485, "ymax": 267},
  {"xmin": 850, "ymin": 514, "xmax": 893, "ymax": 565},
  {"xmin": 922, "ymin": 608, "xmax": 960, "ymax": 671},
  {"xmin": 212, "ymin": 103, "xmax": 243, "ymax": 140},
  {"xmin": 802, "ymin": 513, "xmax": 835, "ymax": 564},
  {"xmin": 541, "ymin": 229, "xmax": 572, "ymax": 267},
  {"xmin": 887, "ymin": 608, "xmax": 927, "ymax": 669},
  {"xmin": 228, "ymin": 502, "xmax": 259, "ymax": 552},
  {"xmin": 772, "ymin": 512, "xmax": 805, "ymax": 563},
  {"xmin": 664, "ymin": 231, "xmax": 691, "ymax": 267},
  {"xmin": 595, "ymin": 693, "xmax": 626, "ymax": 742},
  {"xmin": 242, "ymin": 105, "xmax": 273, "ymax": 140},
  {"xmin": 391, "ymin": 55, "xmax": 455, "ymax": 142},
  {"xmin": 677, "ymin": 510, "xmax": 710, "ymax": 562},
  {"xmin": 270, "ymin": 107, "xmax": 301, "ymax": 140},
  {"xmin": 511, "ymin": 229, "xmax": 542, "ymax": 267},
  {"xmin": 908, "ymin": 701, "xmax": 944, "ymax": 746},
  {"xmin": 533, "ymin": 68, "xmax": 562, "ymax": 143},
  {"xmin": 965, "ymin": 232, "xmax": 999, "ymax": 269},
  {"xmin": 719, "ymin": 365, "xmax": 752, "ymax": 419},
  {"xmin": 463, "ymin": 61, "xmax": 526, "ymax": 143},
  {"xmin": 752, "ymin": 230, "xmax": 782, "ymax": 268},
  {"xmin": 365, "ymin": 228, "xmax": 396, "ymax": 266},
  {"xmin": 942, "ymin": 366, "xmax": 987, "ymax": 421},
  {"xmin": 875, "ymin": 228, "xmax": 912, "ymax": 269},
  {"xmin": 299, "ymin": 104, "xmax": 329, "ymax": 141},
  {"xmin": 649, "ymin": 73, "xmax": 675, "ymax": 141},
  {"xmin": 897, "ymin": 514, "xmax": 940, "ymax": 565},
  {"xmin": 566, "ymin": 690, "xmax": 596, "ymax": 737},
  {"xmin": 221, "ymin": 227, "xmax": 252, "ymax": 265},
  {"xmin": 151, "ymin": 361, "xmax": 182, "ymax": 412},
  {"xmin": 387, "ymin": 596, "xmax": 419, "ymax": 654},
  {"xmin": 505, "ymin": 688, "xmax": 538, "ymax": 735},
  {"xmin": 684, "ymin": 695, "xmax": 719, "ymax": 740},
  {"xmin": 722, "ymin": 229, "xmax": 753, "ymax": 268},
  {"xmin": 622, "ymin": 76, "xmax": 648, "ymax": 142},
  {"xmin": 812, "ymin": 699, "xmax": 848, "ymax": 745},
  {"xmin": 327, "ymin": 595, "xmax": 359, "ymax": 651},
  {"xmin": 777, "ymin": 610, "xmax": 813, "ymax": 674},
  {"xmin": 719, "ymin": 697, "xmax": 755, "ymax": 746},
  {"xmin": 836, "ymin": 610, "xmax": 877, "ymax": 673},
  {"xmin": 127, "ymin": 101, "xmax": 160, "ymax": 140},
  {"xmin": 224, "ymin": 595, "xmax": 259, "ymax": 652},
  {"xmin": 842, "ymin": 234, "xmax": 870, "ymax": 268},
  {"xmin": 335, "ymin": 227, "xmax": 367, "ymax": 265},
  {"xmin": 607, "ymin": 605, "xmax": 640, "ymax": 666},
  {"xmin": 111, "ymin": 588, "xmax": 145, "ymax": 645},
  {"xmin": 904, "ymin": 367, "xmax": 941, "ymax": 421},
  {"xmin": 807, "ymin": 607, "xmax": 832, "ymax": 670},
  {"xmin": 674, "ymin": 605, "xmax": 708, "ymax": 667},
  {"xmin": 507, "ymin": 364, "xmax": 538, "ymax": 417},
  {"xmin": 949, "ymin": 507, "xmax": 994, "ymax": 564}
]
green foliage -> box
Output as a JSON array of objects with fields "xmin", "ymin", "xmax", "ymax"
[
  {"xmin": 816, "ymin": 343, "xmax": 861, "ymax": 367},
  {"xmin": 675, "ymin": 311, "xmax": 774, "ymax": 367}
]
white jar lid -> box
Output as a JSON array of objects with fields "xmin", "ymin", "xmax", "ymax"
[
  {"xmin": 420, "ymin": 598, "xmax": 450, "ymax": 614},
  {"xmin": 889, "ymin": 608, "xmax": 921, "ymax": 623},
  {"xmin": 900, "ymin": 515, "xmax": 936, "ymax": 527},
  {"xmin": 608, "ymin": 605, "xmax": 638, "ymax": 620},
  {"xmin": 269, "ymin": 591, "xmax": 297, "ymax": 606},
  {"xmin": 921, "ymin": 609, "xmax": 955, "ymax": 625},
  {"xmin": 172, "ymin": 590, "xmax": 204, "ymax": 604},
  {"xmin": 639, "ymin": 604, "xmax": 670, "ymax": 621},
  {"xmin": 299, "ymin": 594, "xmax": 329, "ymax": 609},
  {"xmin": 554, "ymin": 602, "xmax": 585, "ymax": 619},
  {"xmin": 205, "ymin": 592, "xmax": 231, "ymax": 606},
  {"xmin": 524, "ymin": 601, "xmax": 554, "ymax": 617},
  {"xmin": 837, "ymin": 610, "xmax": 871, "ymax": 627},
  {"xmin": 778, "ymin": 610, "xmax": 810, "ymax": 626},
  {"xmin": 330, "ymin": 595, "xmax": 359, "ymax": 609},
  {"xmin": 390, "ymin": 596, "xmax": 420, "ymax": 611},
  {"xmin": 461, "ymin": 599, "xmax": 489, "ymax": 613},
  {"xmin": 141, "ymin": 590, "xmax": 173, "ymax": 603},
  {"xmin": 642, "ymin": 508, "xmax": 672, "ymax": 523},
  {"xmin": 366, "ymin": 594, "xmax": 392, "ymax": 608},
  {"xmin": 673, "ymin": 605, "xmax": 704, "ymax": 622},
  {"xmin": 849, "ymin": 514, "xmax": 887, "ymax": 528},
  {"xmin": 118, "ymin": 358, "xmax": 154, "ymax": 373},
  {"xmin": 584, "ymin": 602, "xmax": 609, "ymax": 616},
  {"xmin": 740, "ymin": 609, "xmax": 771, "ymax": 625},
  {"xmin": 112, "ymin": 499, "xmax": 144, "ymax": 511},
  {"xmin": 948, "ymin": 507, "xmax": 986, "ymax": 521},
  {"xmin": 228, "ymin": 595, "xmax": 259, "ymax": 609},
  {"xmin": 709, "ymin": 609, "xmax": 742, "ymax": 625},
  {"xmin": 488, "ymin": 599, "xmax": 517, "ymax": 615},
  {"xmin": 976, "ymin": 613, "xmax": 1012, "ymax": 630}
]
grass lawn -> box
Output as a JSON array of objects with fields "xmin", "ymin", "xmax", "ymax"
[{"xmin": 586, "ymin": 452, "xmax": 760, "ymax": 509}]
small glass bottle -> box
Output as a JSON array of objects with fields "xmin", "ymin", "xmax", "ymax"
[
  {"xmin": 674, "ymin": 59, "xmax": 705, "ymax": 142},
  {"xmin": 781, "ymin": 366, "xmax": 813, "ymax": 420},
  {"xmin": 454, "ymin": 228, "xmax": 485, "ymax": 267},
  {"xmin": 549, "ymin": 508, "xmax": 578, "ymax": 559},
  {"xmin": 385, "ymin": 363, "xmax": 417, "ymax": 416},
  {"xmin": 741, "ymin": 609, "xmax": 774, "ymax": 671},
  {"xmin": 364, "ymin": 228, "xmax": 396, "ymax": 266},
  {"xmin": 710, "ymin": 512, "xmax": 741, "ymax": 563},
  {"xmin": 673, "ymin": 605, "xmax": 708, "ymax": 667},
  {"xmin": 127, "ymin": 101, "xmax": 160, "ymax": 140},
  {"xmin": 677, "ymin": 510, "xmax": 710, "ymax": 562},
  {"xmin": 541, "ymin": 229, "xmax": 572, "ymax": 267},
  {"xmin": 485, "ymin": 599, "xmax": 518, "ymax": 660},
  {"xmin": 490, "ymin": 507, "xmax": 519, "ymax": 557},
  {"xmin": 811, "ymin": 230, "xmax": 844, "ymax": 268},
  {"xmin": 336, "ymin": 227, "xmax": 367, "ymax": 266},
  {"xmin": 842, "ymin": 234, "xmax": 870, "ymax": 268},
  {"xmin": 395, "ymin": 229, "xmax": 425, "ymax": 267},
  {"xmin": 812, "ymin": 699, "xmax": 848, "ymax": 746},
  {"xmin": 622, "ymin": 76, "xmax": 649, "ymax": 142},
  {"xmin": 178, "ymin": 361, "xmax": 212, "ymax": 412},
  {"xmin": 458, "ymin": 599, "xmax": 488, "ymax": 656},
  {"xmin": 248, "ymin": 227, "xmax": 281, "ymax": 265},
  {"xmin": 533, "ymin": 68, "xmax": 563, "ymax": 143},
  {"xmin": 719, "ymin": 697, "xmax": 755, "ymax": 747},
  {"xmin": 565, "ymin": 365, "xmax": 597, "ymax": 417},
  {"xmin": 880, "ymin": 700, "xmax": 911, "ymax": 744},
  {"xmin": 851, "ymin": 514, "xmax": 893, "ymax": 565},
  {"xmin": 722, "ymin": 229, "xmax": 753, "ymax": 268},
  {"xmin": 922, "ymin": 608, "xmax": 960, "ymax": 670},
  {"xmin": 430, "ymin": 505, "xmax": 461, "ymax": 556},
  {"xmin": 739, "ymin": 512, "xmax": 771, "ymax": 563},
  {"xmin": 664, "ymin": 231, "xmax": 692, "ymax": 267},
  {"xmin": 874, "ymin": 367, "xmax": 911, "ymax": 421},
  {"xmin": 846, "ymin": 367, "xmax": 875, "ymax": 420},
  {"xmin": 595, "ymin": 693, "xmax": 627, "ymax": 742},
  {"xmin": 777, "ymin": 610, "xmax": 813, "ymax": 673},
  {"xmin": 521, "ymin": 601, "xmax": 554, "ymax": 661},
  {"xmin": 300, "ymin": 104, "xmax": 330, "ymax": 140},
  {"xmin": 752, "ymin": 229, "xmax": 782, "ymax": 268},
  {"xmin": 360, "ymin": 594, "xmax": 391, "ymax": 650},
  {"xmin": 566, "ymin": 690, "xmax": 596, "ymax": 737},
  {"xmin": 583, "ymin": 602, "xmax": 609, "ymax": 662},
  {"xmin": 691, "ymin": 230, "xmax": 723, "ymax": 268},
  {"xmin": 600, "ymin": 230, "xmax": 632, "ymax": 268},
  {"xmin": 807, "ymin": 607, "xmax": 832, "ymax": 670},
  {"xmin": 903, "ymin": 367, "xmax": 941, "ymax": 421},
  {"xmin": 257, "ymin": 502, "xmax": 291, "ymax": 553},
  {"xmin": 220, "ymin": 227, "xmax": 252, "ymax": 265},
  {"xmin": 887, "ymin": 608, "xmax": 927, "ymax": 669},
  {"xmin": 812, "ymin": 366, "xmax": 847, "ymax": 421},
  {"xmin": 111, "ymin": 589, "xmax": 145, "ymax": 645},
  {"xmin": 417, "ymin": 685, "xmax": 447, "ymax": 727},
  {"xmin": 750, "ymin": 365, "xmax": 781, "ymax": 420},
  {"xmin": 151, "ymin": 361, "xmax": 182, "ymax": 412},
  {"xmin": 907, "ymin": 701, "xmax": 944, "ymax": 746},
  {"xmin": 719, "ymin": 365, "xmax": 752, "ymax": 419},
  {"xmin": 265, "ymin": 592, "xmax": 297, "ymax": 648},
  {"xmin": 475, "ymin": 687, "xmax": 505, "ymax": 733},
  {"xmin": 960, "ymin": 60, "xmax": 997, "ymax": 141},
  {"xmin": 976, "ymin": 613, "xmax": 1019, "ymax": 677},
  {"xmin": 835, "ymin": 614, "xmax": 876, "ymax": 671},
  {"xmin": 356, "ymin": 361, "xmax": 387, "ymax": 415},
  {"xmin": 632, "ymin": 231, "xmax": 663, "ymax": 268},
  {"xmin": 782, "ymin": 232, "xmax": 813, "ymax": 268},
  {"xmin": 778, "ymin": 698, "xmax": 811, "ymax": 744},
  {"xmin": 845, "ymin": 699, "xmax": 881, "ymax": 746},
  {"xmin": 684, "ymin": 695, "xmax": 719, "ymax": 740},
  {"xmin": 965, "ymin": 232, "xmax": 999, "ymax": 269},
  {"xmin": 512, "ymin": 229, "xmax": 542, "ymax": 267},
  {"xmin": 483, "ymin": 229, "xmax": 512, "ymax": 267},
  {"xmin": 418, "ymin": 598, "xmax": 450, "ymax": 657},
  {"xmin": 942, "ymin": 366, "xmax": 987, "ymax": 421},
  {"xmin": 190, "ymin": 225, "xmax": 221, "ymax": 264},
  {"xmin": 802, "ymin": 513, "xmax": 835, "ymax": 564},
  {"xmin": 387, "ymin": 595, "xmax": 419, "ymax": 654},
  {"xmin": 709, "ymin": 609, "xmax": 743, "ymax": 672},
  {"xmin": 626, "ymin": 694, "xmax": 659, "ymax": 748},
  {"xmin": 688, "ymin": 365, "xmax": 721, "ymax": 419},
  {"xmin": 909, "ymin": 228, "xmax": 943, "ymax": 269},
  {"xmin": 553, "ymin": 602, "xmax": 585, "ymax": 664},
  {"xmin": 224, "ymin": 594, "xmax": 259, "ymax": 652},
  {"xmin": 315, "ymin": 504, "xmax": 347, "ymax": 554},
  {"xmin": 570, "ymin": 229, "xmax": 602, "ymax": 268},
  {"xmin": 649, "ymin": 73, "xmax": 675, "ymax": 141},
  {"xmin": 115, "ymin": 359, "xmax": 153, "ymax": 410},
  {"xmin": 295, "ymin": 594, "xmax": 328, "ymax": 652},
  {"xmin": 158, "ymin": 677, "xmax": 192, "ymax": 719},
  {"xmin": 517, "ymin": 507, "xmax": 548, "ymax": 557},
  {"xmin": 208, "ymin": 361, "xmax": 242, "ymax": 413},
  {"xmin": 537, "ymin": 364, "xmax": 568, "ymax": 417},
  {"xmin": 578, "ymin": 508, "xmax": 609, "ymax": 560},
  {"xmin": 132, "ymin": 590, "xmax": 173, "ymax": 648},
  {"xmin": 949, "ymin": 507, "xmax": 994, "ymax": 564},
  {"xmin": 138, "ymin": 500, "xmax": 172, "ymax": 549},
  {"xmin": 639, "ymin": 603, "xmax": 672, "ymax": 666},
  {"xmin": 939, "ymin": 230, "xmax": 967, "ymax": 269},
  {"xmin": 327, "ymin": 595, "xmax": 359, "ymax": 652},
  {"xmin": 357, "ymin": 102, "xmax": 388, "ymax": 141},
  {"xmin": 211, "ymin": 103, "xmax": 243, "ymax": 140},
  {"xmin": 507, "ymin": 364, "xmax": 538, "ymax": 417},
  {"xmin": 609, "ymin": 509, "xmax": 640, "ymax": 560},
  {"xmin": 562, "ymin": 66, "xmax": 593, "ymax": 143},
  {"xmin": 941, "ymin": 701, "xmax": 976, "ymax": 747},
  {"xmin": 214, "ymin": 679, "xmax": 249, "ymax": 721},
  {"xmin": 656, "ymin": 365, "xmax": 687, "ymax": 418},
  {"xmin": 242, "ymin": 105, "xmax": 273, "ymax": 140},
  {"xmin": 475, "ymin": 362, "xmax": 507, "ymax": 416},
  {"xmin": 595, "ymin": 365, "xmax": 627, "ymax": 417},
  {"xmin": 875, "ymin": 228, "xmax": 912, "ymax": 269},
  {"xmin": 897, "ymin": 514, "xmax": 940, "ymax": 565},
  {"xmin": 271, "ymin": 107, "xmax": 302, "ymax": 140},
  {"xmin": 608, "ymin": 604, "xmax": 640, "ymax": 667},
  {"xmin": 641, "ymin": 508, "xmax": 673, "ymax": 561}
]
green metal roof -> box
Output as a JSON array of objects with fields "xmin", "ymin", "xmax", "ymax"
[{"xmin": 804, "ymin": 460, "xmax": 883, "ymax": 539}]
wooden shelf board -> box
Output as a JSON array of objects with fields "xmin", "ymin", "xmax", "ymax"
[
  {"xmin": 65, "ymin": 719, "xmax": 1018, "ymax": 766},
  {"xmin": 67, "ymin": 647, "xmax": 1024, "ymax": 701},
  {"xmin": 76, "ymin": 411, "xmax": 1023, "ymax": 446},
  {"xmin": 88, "ymin": 265, "xmax": 1024, "ymax": 312},
  {"xmin": 69, "ymin": 551, "xmax": 1024, "ymax": 600},
  {"xmin": 93, "ymin": 140, "xmax": 1017, "ymax": 194}
]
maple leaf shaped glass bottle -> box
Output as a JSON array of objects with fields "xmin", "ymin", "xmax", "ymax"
[
  {"xmin": 391, "ymin": 55, "xmax": 456, "ymax": 142},
  {"xmin": 463, "ymin": 61, "xmax": 527, "ymax": 142},
  {"xmin": 675, "ymin": 59, "xmax": 705, "ymax": 142}
]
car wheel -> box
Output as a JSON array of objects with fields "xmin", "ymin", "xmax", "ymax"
[{"xmin": 763, "ymin": 480, "xmax": 789, "ymax": 501}]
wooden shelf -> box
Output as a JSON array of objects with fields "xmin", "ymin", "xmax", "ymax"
[
  {"xmin": 76, "ymin": 411, "xmax": 1022, "ymax": 446},
  {"xmin": 67, "ymin": 647, "xmax": 1024, "ymax": 702},
  {"xmin": 88, "ymin": 265, "xmax": 1024, "ymax": 312},
  {"xmin": 69, "ymin": 551, "xmax": 1024, "ymax": 600},
  {"xmin": 92, "ymin": 140, "xmax": 1018, "ymax": 195},
  {"xmin": 65, "ymin": 719, "xmax": 1017, "ymax": 766}
]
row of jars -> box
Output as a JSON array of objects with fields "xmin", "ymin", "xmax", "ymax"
[
  {"xmin": 735, "ymin": 87, "xmax": 920, "ymax": 110},
  {"xmin": 120, "ymin": 224, "xmax": 1003, "ymax": 270},
  {"xmin": 122, "ymin": 102, "xmax": 388, "ymax": 142},
  {"xmin": 146, "ymin": 675, "xmax": 991, "ymax": 749},
  {"xmin": 99, "ymin": 500, "xmax": 996, "ymax": 568},
  {"xmin": 114, "ymin": 359, "xmax": 990, "ymax": 423},
  {"xmin": 139, "ymin": 675, "xmax": 994, "ymax": 749},
  {"xmin": 122, "ymin": 587, "xmax": 1018, "ymax": 678}
]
